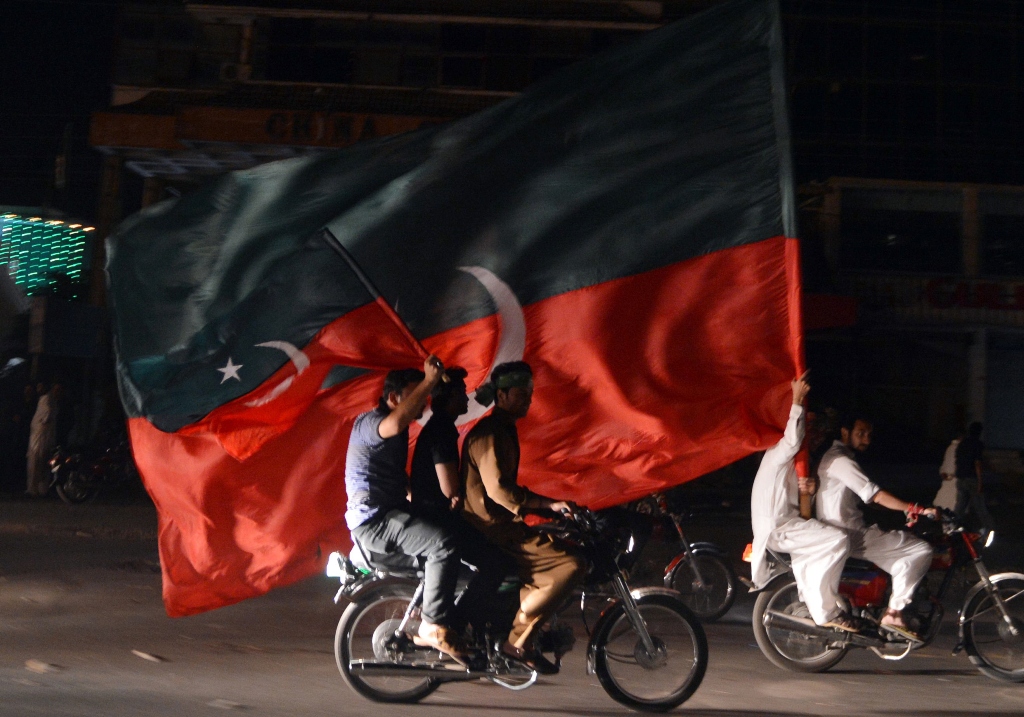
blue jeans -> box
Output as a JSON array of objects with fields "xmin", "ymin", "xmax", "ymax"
[{"xmin": 351, "ymin": 506, "xmax": 460, "ymax": 625}]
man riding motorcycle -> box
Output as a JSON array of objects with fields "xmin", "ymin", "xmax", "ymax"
[
  {"xmin": 750, "ymin": 373, "xmax": 857, "ymax": 632},
  {"xmin": 460, "ymin": 361, "xmax": 584, "ymax": 674},
  {"xmin": 816, "ymin": 414, "xmax": 938, "ymax": 639},
  {"xmin": 343, "ymin": 357, "xmax": 468, "ymax": 664}
]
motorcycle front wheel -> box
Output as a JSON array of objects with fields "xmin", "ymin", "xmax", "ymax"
[
  {"xmin": 334, "ymin": 584, "xmax": 441, "ymax": 703},
  {"xmin": 665, "ymin": 552, "xmax": 737, "ymax": 622},
  {"xmin": 962, "ymin": 573, "xmax": 1024, "ymax": 683},
  {"xmin": 592, "ymin": 593, "xmax": 707, "ymax": 712},
  {"xmin": 751, "ymin": 577, "xmax": 848, "ymax": 672}
]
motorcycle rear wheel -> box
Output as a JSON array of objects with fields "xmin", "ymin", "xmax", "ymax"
[
  {"xmin": 55, "ymin": 471, "xmax": 100, "ymax": 505},
  {"xmin": 752, "ymin": 578, "xmax": 848, "ymax": 672},
  {"xmin": 592, "ymin": 593, "xmax": 707, "ymax": 712},
  {"xmin": 335, "ymin": 585, "xmax": 441, "ymax": 703},
  {"xmin": 962, "ymin": 573, "xmax": 1024, "ymax": 683}
]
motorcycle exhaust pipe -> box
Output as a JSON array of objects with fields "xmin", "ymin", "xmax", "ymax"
[
  {"xmin": 763, "ymin": 609, "xmax": 822, "ymax": 635},
  {"xmin": 763, "ymin": 610, "xmax": 885, "ymax": 648},
  {"xmin": 349, "ymin": 660, "xmax": 507, "ymax": 682}
]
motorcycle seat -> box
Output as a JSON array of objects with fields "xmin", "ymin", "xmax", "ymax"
[
  {"xmin": 843, "ymin": 557, "xmax": 878, "ymax": 571},
  {"xmin": 349, "ymin": 540, "xmax": 424, "ymax": 579},
  {"xmin": 766, "ymin": 549, "xmax": 879, "ymax": 573}
]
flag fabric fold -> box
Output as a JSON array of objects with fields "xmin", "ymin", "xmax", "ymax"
[{"xmin": 108, "ymin": 0, "xmax": 802, "ymax": 616}]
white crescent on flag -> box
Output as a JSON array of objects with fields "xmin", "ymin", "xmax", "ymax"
[{"xmin": 243, "ymin": 341, "xmax": 311, "ymax": 408}]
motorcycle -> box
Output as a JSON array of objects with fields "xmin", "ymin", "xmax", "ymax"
[
  {"xmin": 646, "ymin": 493, "xmax": 738, "ymax": 622},
  {"xmin": 326, "ymin": 506, "xmax": 708, "ymax": 711},
  {"xmin": 48, "ymin": 438, "xmax": 137, "ymax": 505},
  {"xmin": 750, "ymin": 510, "xmax": 1024, "ymax": 682}
]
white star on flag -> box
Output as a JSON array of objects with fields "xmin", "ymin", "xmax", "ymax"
[{"xmin": 217, "ymin": 357, "xmax": 243, "ymax": 383}]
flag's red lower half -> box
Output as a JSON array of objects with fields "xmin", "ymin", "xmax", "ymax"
[
  {"xmin": 131, "ymin": 235, "xmax": 800, "ymax": 617},
  {"xmin": 510, "ymin": 235, "xmax": 799, "ymax": 507}
]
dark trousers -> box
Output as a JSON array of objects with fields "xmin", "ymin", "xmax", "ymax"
[
  {"xmin": 955, "ymin": 478, "xmax": 995, "ymax": 534},
  {"xmin": 351, "ymin": 507, "xmax": 460, "ymax": 625},
  {"xmin": 418, "ymin": 505, "xmax": 517, "ymax": 634}
]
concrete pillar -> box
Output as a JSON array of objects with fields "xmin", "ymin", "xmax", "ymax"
[
  {"xmin": 821, "ymin": 186, "xmax": 841, "ymax": 275},
  {"xmin": 967, "ymin": 328, "xmax": 987, "ymax": 425},
  {"xmin": 962, "ymin": 187, "xmax": 980, "ymax": 278},
  {"xmin": 89, "ymin": 155, "xmax": 122, "ymax": 307}
]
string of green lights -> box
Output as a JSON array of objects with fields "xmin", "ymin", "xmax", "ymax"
[{"xmin": 0, "ymin": 213, "xmax": 93, "ymax": 296}]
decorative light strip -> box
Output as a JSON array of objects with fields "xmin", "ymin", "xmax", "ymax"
[{"xmin": 0, "ymin": 213, "xmax": 93, "ymax": 297}]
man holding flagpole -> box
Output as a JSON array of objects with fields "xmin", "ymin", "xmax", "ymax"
[
  {"xmin": 750, "ymin": 373, "xmax": 859, "ymax": 633},
  {"xmin": 344, "ymin": 355, "xmax": 468, "ymax": 664}
]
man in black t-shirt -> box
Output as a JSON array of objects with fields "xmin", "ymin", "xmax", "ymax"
[
  {"xmin": 410, "ymin": 368, "xmax": 468, "ymax": 515},
  {"xmin": 954, "ymin": 422, "xmax": 995, "ymax": 535},
  {"xmin": 411, "ymin": 367, "xmax": 516, "ymax": 635}
]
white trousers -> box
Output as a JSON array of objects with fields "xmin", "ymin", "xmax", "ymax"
[
  {"xmin": 849, "ymin": 524, "xmax": 933, "ymax": 612},
  {"xmin": 768, "ymin": 518, "xmax": 849, "ymax": 625}
]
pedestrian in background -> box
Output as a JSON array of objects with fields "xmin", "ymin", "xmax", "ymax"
[
  {"xmin": 26, "ymin": 382, "xmax": 61, "ymax": 497},
  {"xmin": 934, "ymin": 433, "xmax": 960, "ymax": 511},
  {"xmin": 954, "ymin": 422, "xmax": 995, "ymax": 536}
]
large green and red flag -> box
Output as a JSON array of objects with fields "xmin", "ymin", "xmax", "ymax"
[{"xmin": 109, "ymin": 0, "xmax": 801, "ymax": 616}]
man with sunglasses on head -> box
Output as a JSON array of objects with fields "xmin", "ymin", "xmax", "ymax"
[{"xmin": 460, "ymin": 361, "xmax": 584, "ymax": 675}]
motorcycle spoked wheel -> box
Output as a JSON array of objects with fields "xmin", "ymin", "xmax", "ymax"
[
  {"xmin": 752, "ymin": 578, "xmax": 849, "ymax": 673},
  {"xmin": 665, "ymin": 552, "xmax": 738, "ymax": 622},
  {"xmin": 335, "ymin": 584, "xmax": 441, "ymax": 703},
  {"xmin": 592, "ymin": 593, "xmax": 708, "ymax": 712},
  {"xmin": 55, "ymin": 470, "xmax": 100, "ymax": 505},
  {"xmin": 962, "ymin": 573, "xmax": 1024, "ymax": 683}
]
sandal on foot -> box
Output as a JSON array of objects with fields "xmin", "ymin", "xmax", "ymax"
[
  {"xmin": 880, "ymin": 610, "xmax": 921, "ymax": 642},
  {"xmin": 501, "ymin": 643, "xmax": 558, "ymax": 675},
  {"xmin": 822, "ymin": 613, "xmax": 864, "ymax": 634}
]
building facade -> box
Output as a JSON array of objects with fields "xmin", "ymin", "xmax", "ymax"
[{"xmin": 88, "ymin": 0, "xmax": 1024, "ymax": 456}]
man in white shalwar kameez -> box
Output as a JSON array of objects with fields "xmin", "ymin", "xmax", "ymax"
[
  {"xmin": 750, "ymin": 374, "xmax": 859, "ymax": 632},
  {"xmin": 26, "ymin": 383, "xmax": 60, "ymax": 497},
  {"xmin": 817, "ymin": 415, "xmax": 937, "ymax": 640}
]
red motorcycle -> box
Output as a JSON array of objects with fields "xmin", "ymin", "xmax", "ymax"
[
  {"xmin": 749, "ymin": 511, "xmax": 1024, "ymax": 683},
  {"xmin": 49, "ymin": 439, "xmax": 137, "ymax": 505}
]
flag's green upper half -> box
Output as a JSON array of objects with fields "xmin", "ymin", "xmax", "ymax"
[{"xmin": 108, "ymin": 0, "xmax": 793, "ymax": 432}]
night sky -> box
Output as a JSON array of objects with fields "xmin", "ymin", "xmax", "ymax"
[{"xmin": 1, "ymin": 0, "xmax": 118, "ymax": 222}]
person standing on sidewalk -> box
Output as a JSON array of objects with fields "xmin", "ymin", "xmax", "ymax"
[
  {"xmin": 26, "ymin": 382, "xmax": 61, "ymax": 497},
  {"xmin": 954, "ymin": 422, "xmax": 995, "ymax": 536},
  {"xmin": 934, "ymin": 433, "xmax": 961, "ymax": 511}
]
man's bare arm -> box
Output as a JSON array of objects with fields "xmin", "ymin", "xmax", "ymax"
[
  {"xmin": 378, "ymin": 356, "xmax": 443, "ymax": 439},
  {"xmin": 434, "ymin": 462, "xmax": 462, "ymax": 509},
  {"xmin": 871, "ymin": 489, "xmax": 938, "ymax": 519}
]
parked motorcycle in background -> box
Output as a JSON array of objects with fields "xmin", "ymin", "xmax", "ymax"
[
  {"xmin": 652, "ymin": 494, "xmax": 738, "ymax": 622},
  {"xmin": 49, "ymin": 438, "xmax": 138, "ymax": 505},
  {"xmin": 749, "ymin": 510, "xmax": 1024, "ymax": 683}
]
